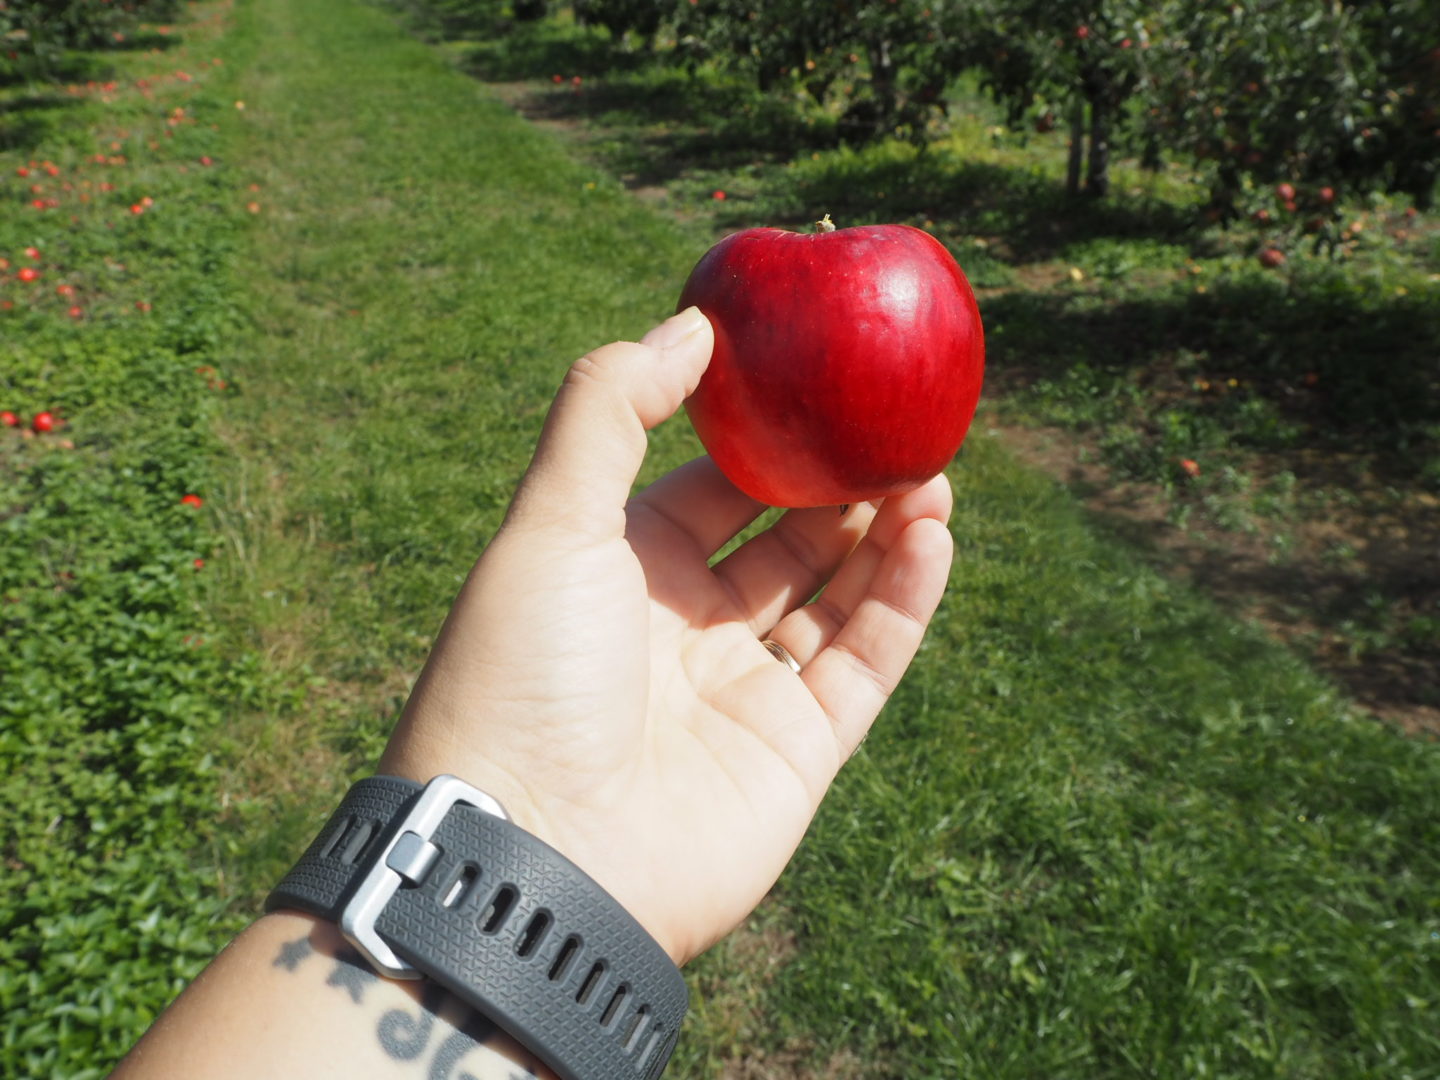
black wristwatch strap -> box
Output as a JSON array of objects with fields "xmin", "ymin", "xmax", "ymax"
[{"xmin": 266, "ymin": 775, "xmax": 687, "ymax": 1080}]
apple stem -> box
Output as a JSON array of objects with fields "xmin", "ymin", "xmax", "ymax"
[
  {"xmin": 838, "ymin": 504, "xmax": 850, "ymax": 515},
  {"xmin": 815, "ymin": 213, "xmax": 837, "ymax": 233}
]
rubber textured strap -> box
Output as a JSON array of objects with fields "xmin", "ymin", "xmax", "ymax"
[{"xmin": 266, "ymin": 776, "xmax": 686, "ymax": 1080}]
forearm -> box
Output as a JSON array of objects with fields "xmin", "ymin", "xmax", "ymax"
[{"xmin": 110, "ymin": 912, "xmax": 557, "ymax": 1080}]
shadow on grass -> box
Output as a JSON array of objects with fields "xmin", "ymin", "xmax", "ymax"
[
  {"xmin": 987, "ymin": 275, "xmax": 1440, "ymax": 454},
  {"xmin": 0, "ymin": 92, "xmax": 85, "ymax": 153},
  {"xmin": 1073, "ymin": 472, "xmax": 1440, "ymax": 734},
  {"xmin": 990, "ymin": 273, "xmax": 1440, "ymax": 730},
  {"xmin": 388, "ymin": 0, "xmax": 528, "ymax": 48},
  {"xmin": 459, "ymin": 20, "xmax": 653, "ymax": 83},
  {"xmin": 104, "ymin": 30, "xmax": 183, "ymax": 53},
  {"xmin": 752, "ymin": 143, "xmax": 1204, "ymax": 261},
  {"xmin": 0, "ymin": 50, "xmax": 114, "ymax": 88},
  {"xmin": 503, "ymin": 74, "xmax": 838, "ymax": 189}
]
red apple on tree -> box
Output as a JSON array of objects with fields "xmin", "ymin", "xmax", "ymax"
[
  {"xmin": 677, "ymin": 215, "xmax": 985, "ymax": 507},
  {"xmin": 1258, "ymin": 247, "xmax": 1286, "ymax": 269},
  {"xmin": 1275, "ymin": 182, "xmax": 1297, "ymax": 202}
]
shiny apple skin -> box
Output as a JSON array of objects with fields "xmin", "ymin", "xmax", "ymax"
[{"xmin": 678, "ymin": 223, "xmax": 985, "ymax": 507}]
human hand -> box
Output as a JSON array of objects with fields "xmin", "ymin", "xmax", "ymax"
[{"xmin": 379, "ymin": 306, "xmax": 954, "ymax": 964}]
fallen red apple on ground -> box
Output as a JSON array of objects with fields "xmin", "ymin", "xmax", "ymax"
[
  {"xmin": 31, "ymin": 411, "xmax": 56, "ymax": 433},
  {"xmin": 677, "ymin": 215, "xmax": 985, "ymax": 507}
]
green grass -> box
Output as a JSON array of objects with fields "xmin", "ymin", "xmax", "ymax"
[
  {"xmin": 0, "ymin": 6, "xmax": 280, "ymax": 1074},
  {"xmin": 4, "ymin": 1, "xmax": 1439, "ymax": 1077},
  {"xmin": 777, "ymin": 432, "xmax": 1440, "ymax": 1076},
  {"xmin": 202, "ymin": 0, "xmax": 711, "ymax": 900}
]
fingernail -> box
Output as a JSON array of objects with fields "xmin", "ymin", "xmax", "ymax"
[{"xmin": 642, "ymin": 306, "xmax": 708, "ymax": 349}]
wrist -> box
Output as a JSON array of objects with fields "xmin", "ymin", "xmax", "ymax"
[
  {"xmin": 376, "ymin": 737, "xmax": 684, "ymax": 962},
  {"xmin": 265, "ymin": 774, "xmax": 689, "ymax": 1080},
  {"xmin": 112, "ymin": 911, "xmax": 557, "ymax": 1079}
]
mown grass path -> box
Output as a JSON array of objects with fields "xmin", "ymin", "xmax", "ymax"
[
  {"xmin": 206, "ymin": 1, "xmax": 1440, "ymax": 1077},
  {"xmin": 210, "ymin": 0, "xmax": 703, "ymax": 869}
]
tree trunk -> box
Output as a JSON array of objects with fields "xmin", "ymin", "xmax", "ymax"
[
  {"xmin": 1066, "ymin": 100, "xmax": 1085, "ymax": 197},
  {"xmin": 1085, "ymin": 95, "xmax": 1110, "ymax": 197},
  {"xmin": 868, "ymin": 38, "xmax": 898, "ymax": 126}
]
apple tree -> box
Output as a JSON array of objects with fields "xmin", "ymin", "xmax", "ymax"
[
  {"xmin": 672, "ymin": 0, "xmax": 957, "ymax": 143},
  {"xmin": 573, "ymin": 0, "xmax": 663, "ymax": 48},
  {"xmin": 672, "ymin": 0, "xmax": 856, "ymax": 97},
  {"xmin": 1142, "ymin": 1, "xmax": 1371, "ymax": 220},
  {"xmin": 952, "ymin": 0, "xmax": 1157, "ymax": 197},
  {"xmin": 1347, "ymin": 0, "xmax": 1439, "ymax": 210},
  {"xmin": 1140, "ymin": 0, "xmax": 1437, "ymax": 217}
]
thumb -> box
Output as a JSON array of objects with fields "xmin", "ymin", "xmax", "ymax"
[{"xmin": 506, "ymin": 307, "xmax": 714, "ymax": 537}]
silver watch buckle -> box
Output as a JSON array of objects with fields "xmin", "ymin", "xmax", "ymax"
[{"xmin": 339, "ymin": 774, "xmax": 508, "ymax": 979}]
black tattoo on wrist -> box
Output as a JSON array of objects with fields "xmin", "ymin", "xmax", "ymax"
[
  {"xmin": 328, "ymin": 944, "xmax": 380, "ymax": 1003},
  {"xmin": 273, "ymin": 935, "xmax": 313, "ymax": 971},
  {"xmin": 379, "ymin": 996, "xmax": 437, "ymax": 1061},
  {"xmin": 274, "ymin": 935, "xmax": 542, "ymax": 1077},
  {"xmin": 430, "ymin": 1030, "xmax": 484, "ymax": 1080}
]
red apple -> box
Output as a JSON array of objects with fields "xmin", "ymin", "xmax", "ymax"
[
  {"xmin": 31, "ymin": 411, "xmax": 56, "ymax": 433},
  {"xmin": 677, "ymin": 216, "xmax": 985, "ymax": 507},
  {"xmin": 1317, "ymin": 186, "xmax": 1335, "ymax": 204},
  {"xmin": 1258, "ymin": 247, "xmax": 1286, "ymax": 269},
  {"xmin": 1275, "ymin": 182, "xmax": 1296, "ymax": 202},
  {"xmin": 1, "ymin": 410, "xmax": 19, "ymax": 427}
]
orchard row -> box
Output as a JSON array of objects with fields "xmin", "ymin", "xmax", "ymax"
[{"xmin": 564, "ymin": 0, "xmax": 1437, "ymax": 214}]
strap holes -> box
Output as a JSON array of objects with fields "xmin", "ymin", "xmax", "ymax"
[
  {"xmin": 549, "ymin": 935, "xmax": 581, "ymax": 982},
  {"xmin": 635, "ymin": 1026, "xmax": 666, "ymax": 1072},
  {"xmin": 623, "ymin": 1005, "xmax": 651, "ymax": 1050},
  {"xmin": 600, "ymin": 983, "xmax": 629, "ymax": 1028},
  {"xmin": 516, "ymin": 910, "xmax": 551, "ymax": 958},
  {"xmin": 479, "ymin": 884, "xmax": 518, "ymax": 934},
  {"xmin": 576, "ymin": 961, "xmax": 606, "ymax": 1006},
  {"xmin": 319, "ymin": 815, "xmax": 354, "ymax": 860},
  {"xmin": 338, "ymin": 819, "xmax": 375, "ymax": 865},
  {"xmin": 440, "ymin": 863, "xmax": 480, "ymax": 909}
]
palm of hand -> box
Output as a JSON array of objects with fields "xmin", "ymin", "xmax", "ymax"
[{"xmin": 381, "ymin": 318, "xmax": 952, "ymax": 963}]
